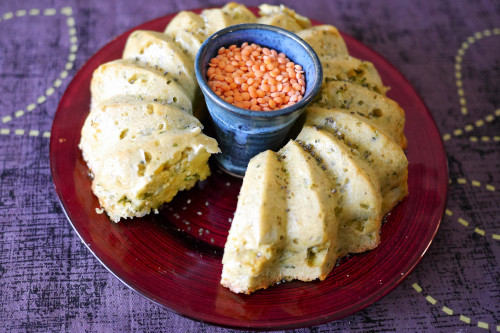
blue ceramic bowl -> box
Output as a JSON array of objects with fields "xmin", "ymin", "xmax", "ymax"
[{"xmin": 195, "ymin": 24, "xmax": 323, "ymax": 176}]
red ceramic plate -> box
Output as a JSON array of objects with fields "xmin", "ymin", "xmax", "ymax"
[{"xmin": 50, "ymin": 9, "xmax": 448, "ymax": 330}]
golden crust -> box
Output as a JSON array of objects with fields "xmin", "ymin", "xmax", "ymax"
[
  {"xmin": 123, "ymin": 30, "xmax": 197, "ymax": 99},
  {"xmin": 305, "ymin": 105, "xmax": 408, "ymax": 214},
  {"xmin": 296, "ymin": 25, "xmax": 348, "ymax": 58},
  {"xmin": 297, "ymin": 126, "xmax": 383, "ymax": 256},
  {"xmin": 321, "ymin": 55, "xmax": 389, "ymax": 95},
  {"xmin": 90, "ymin": 59, "xmax": 193, "ymax": 113},
  {"xmin": 79, "ymin": 99, "xmax": 219, "ymax": 222},
  {"xmin": 316, "ymin": 80, "xmax": 407, "ymax": 148}
]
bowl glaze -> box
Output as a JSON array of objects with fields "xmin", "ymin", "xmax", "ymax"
[{"xmin": 195, "ymin": 23, "xmax": 323, "ymax": 176}]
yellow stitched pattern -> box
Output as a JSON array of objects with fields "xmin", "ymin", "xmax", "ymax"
[
  {"xmin": 443, "ymin": 109, "xmax": 500, "ymax": 142},
  {"xmin": 0, "ymin": 128, "xmax": 51, "ymax": 138},
  {"xmin": 444, "ymin": 28, "xmax": 500, "ymax": 143},
  {"xmin": 455, "ymin": 29, "xmax": 500, "ymax": 116},
  {"xmin": 412, "ymin": 283, "xmax": 497, "ymax": 330},
  {"xmin": 0, "ymin": 7, "xmax": 76, "ymax": 125},
  {"xmin": 446, "ymin": 178, "xmax": 498, "ymax": 240}
]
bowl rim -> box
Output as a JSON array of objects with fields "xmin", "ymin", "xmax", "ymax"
[{"xmin": 195, "ymin": 23, "xmax": 323, "ymax": 118}]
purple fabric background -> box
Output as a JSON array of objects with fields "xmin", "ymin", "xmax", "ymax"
[{"xmin": 0, "ymin": 0, "xmax": 499, "ymax": 331}]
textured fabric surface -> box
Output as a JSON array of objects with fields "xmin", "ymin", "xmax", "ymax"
[{"xmin": 0, "ymin": 0, "xmax": 499, "ymax": 332}]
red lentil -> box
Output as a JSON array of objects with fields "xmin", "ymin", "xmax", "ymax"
[{"xmin": 207, "ymin": 42, "xmax": 306, "ymax": 111}]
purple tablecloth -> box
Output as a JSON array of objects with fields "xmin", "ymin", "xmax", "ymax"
[{"xmin": 0, "ymin": 0, "xmax": 498, "ymax": 331}]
